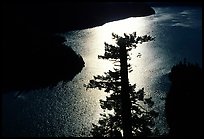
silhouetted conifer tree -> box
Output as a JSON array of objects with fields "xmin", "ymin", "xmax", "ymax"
[{"xmin": 86, "ymin": 32, "xmax": 159, "ymax": 137}]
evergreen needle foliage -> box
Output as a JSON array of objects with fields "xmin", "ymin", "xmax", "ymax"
[{"xmin": 86, "ymin": 32, "xmax": 159, "ymax": 137}]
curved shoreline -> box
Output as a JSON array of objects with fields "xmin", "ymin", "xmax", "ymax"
[
  {"xmin": 2, "ymin": 34, "xmax": 85, "ymax": 93},
  {"xmin": 3, "ymin": 2, "xmax": 155, "ymax": 33},
  {"xmin": 2, "ymin": 2, "xmax": 155, "ymax": 93}
]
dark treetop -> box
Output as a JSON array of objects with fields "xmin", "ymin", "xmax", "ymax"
[{"xmin": 165, "ymin": 60, "xmax": 203, "ymax": 137}]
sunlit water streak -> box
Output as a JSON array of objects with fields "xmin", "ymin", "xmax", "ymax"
[
  {"xmin": 2, "ymin": 6, "xmax": 201, "ymax": 137},
  {"xmin": 64, "ymin": 6, "xmax": 201, "ymax": 135},
  {"xmin": 63, "ymin": 15, "xmax": 170, "ymax": 135}
]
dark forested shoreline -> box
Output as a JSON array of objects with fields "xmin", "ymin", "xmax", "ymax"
[
  {"xmin": 2, "ymin": 2, "xmax": 155, "ymax": 93},
  {"xmin": 3, "ymin": 2, "xmax": 155, "ymax": 33},
  {"xmin": 2, "ymin": 33, "xmax": 85, "ymax": 93},
  {"xmin": 165, "ymin": 60, "xmax": 203, "ymax": 137}
]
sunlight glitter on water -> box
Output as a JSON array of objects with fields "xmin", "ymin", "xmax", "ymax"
[
  {"xmin": 2, "ymin": 7, "xmax": 201, "ymax": 137},
  {"xmin": 98, "ymin": 16, "xmax": 156, "ymax": 91},
  {"xmin": 63, "ymin": 14, "xmax": 171, "ymax": 136},
  {"xmin": 86, "ymin": 16, "xmax": 170, "ymax": 135},
  {"xmin": 102, "ymin": 17, "xmax": 150, "ymax": 37}
]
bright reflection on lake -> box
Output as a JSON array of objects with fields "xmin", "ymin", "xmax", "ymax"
[
  {"xmin": 64, "ymin": 6, "xmax": 201, "ymax": 136},
  {"xmin": 2, "ymin": 6, "xmax": 202, "ymax": 137},
  {"xmin": 64, "ymin": 16, "xmax": 167, "ymax": 135}
]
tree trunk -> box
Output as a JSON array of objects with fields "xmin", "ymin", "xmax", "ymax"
[{"xmin": 119, "ymin": 43, "xmax": 132, "ymax": 137}]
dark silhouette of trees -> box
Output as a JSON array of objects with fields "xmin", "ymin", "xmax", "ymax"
[
  {"xmin": 86, "ymin": 32, "xmax": 159, "ymax": 137},
  {"xmin": 3, "ymin": 2, "xmax": 155, "ymax": 33},
  {"xmin": 2, "ymin": 31, "xmax": 85, "ymax": 94},
  {"xmin": 165, "ymin": 59, "xmax": 203, "ymax": 137}
]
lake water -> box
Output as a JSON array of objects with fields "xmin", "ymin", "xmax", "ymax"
[{"xmin": 2, "ymin": 6, "xmax": 202, "ymax": 137}]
